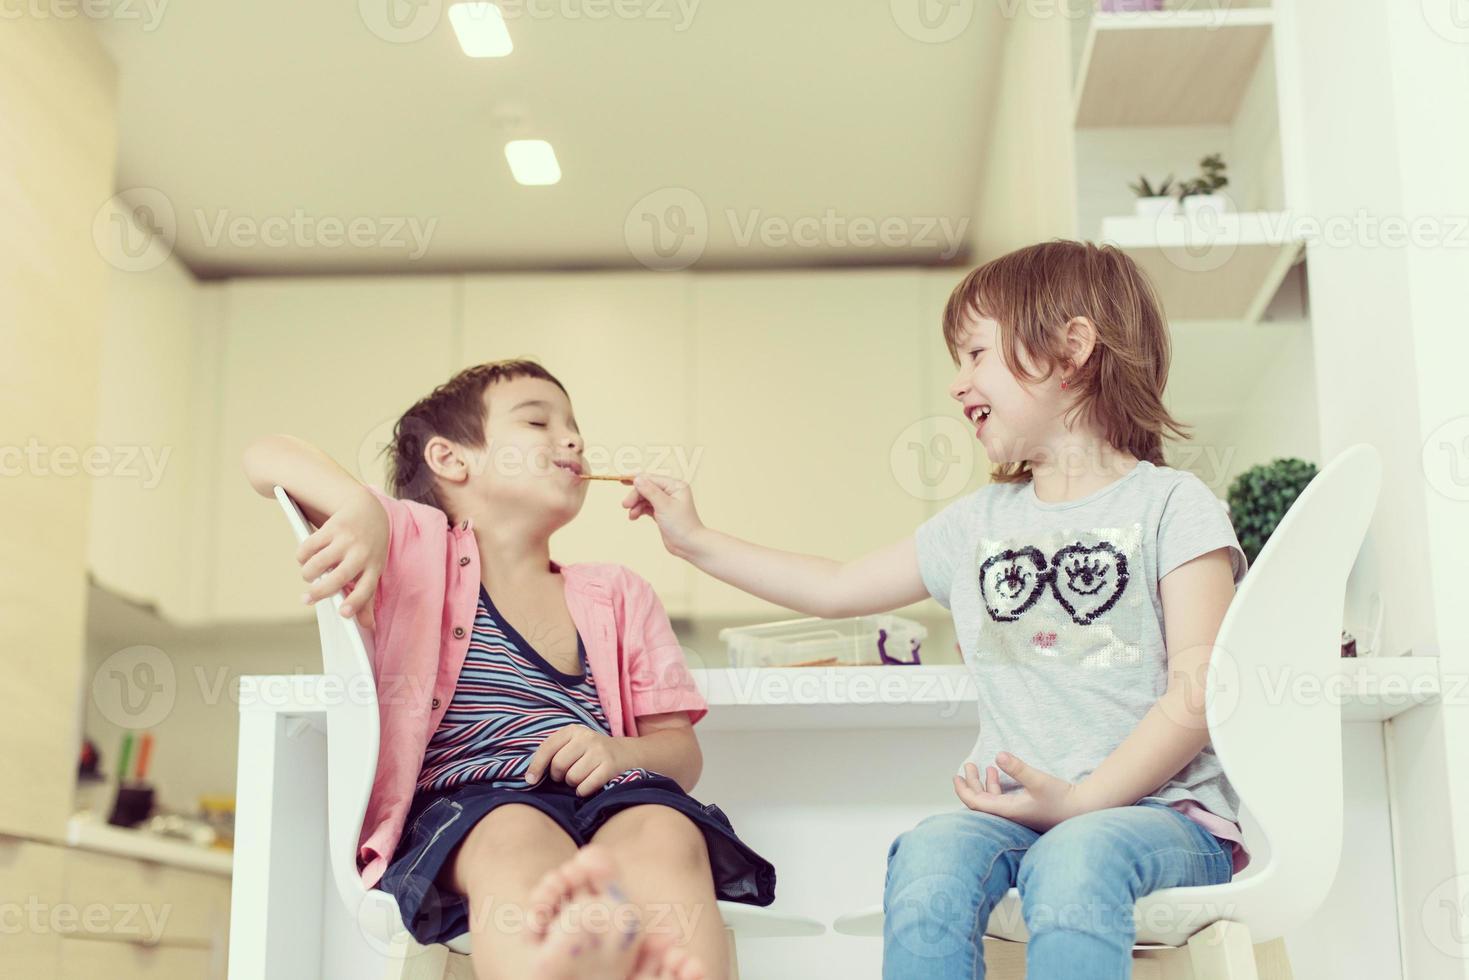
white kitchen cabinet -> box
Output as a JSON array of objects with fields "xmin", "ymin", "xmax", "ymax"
[
  {"xmin": 688, "ymin": 270, "xmax": 932, "ymax": 617},
  {"xmin": 210, "ymin": 278, "xmax": 456, "ymax": 621},
  {"xmin": 459, "ymin": 273, "xmax": 694, "ymax": 615},
  {"xmin": 88, "ymin": 255, "xmax": 210, "ymax": 624}
]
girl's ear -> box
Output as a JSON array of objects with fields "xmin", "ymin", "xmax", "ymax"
[{"xmin": 1062, "ymin": 316, "xmax": 1098, "ymax": 371}]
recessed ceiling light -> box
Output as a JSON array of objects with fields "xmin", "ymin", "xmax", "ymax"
[
  {"xmin": 448, "ymin": 3, "xmax": 513, "ymax": 58},
  {"xmin": 504, "ymin": 140, "xmax": 561, "ymax": 186}
]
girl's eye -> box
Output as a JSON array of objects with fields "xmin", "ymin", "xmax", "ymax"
[
  {"xmin": 969, "ymin": 348, "xmax": 985, "ymax": 360},
  {"xmin": 528, "ymin": 421, "xmax": 548, "ymax": 428}
]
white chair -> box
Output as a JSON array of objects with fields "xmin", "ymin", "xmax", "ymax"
[
  {"xmin": 833, "ymin": 444, "xmax": 1383, "ymax": 980},
  {"xmin": 231, "ymin": 485, "xmax": 822, "ymax": 980}
]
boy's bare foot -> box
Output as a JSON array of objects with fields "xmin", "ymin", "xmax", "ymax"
[
  {"xmin": 527, "ymin": 845, "xmax": 643, "ymax": 980},
  {"xmin": 629, "ymin": 933, "xmax": 708, "ymax": 980}
]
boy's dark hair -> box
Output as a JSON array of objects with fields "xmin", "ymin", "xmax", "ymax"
[
  {"xmin": 942, "ymin": 239, "xmax": 1190, "ymax": 485},
  {"xmin": 385, "ymin": 359, "xmax": 568, "ymax": 512}
]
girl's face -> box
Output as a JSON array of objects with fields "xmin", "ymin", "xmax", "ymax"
[
  {"xmin": 473, "ymin": 376, "xmax": 589, "ymax": 521},
  {"xmin": 947, "ymin": 311, "xmax": 1066, "ymax": 465}
]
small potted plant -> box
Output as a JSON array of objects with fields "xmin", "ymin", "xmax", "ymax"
[
  {"xmin": 1129, "ymin": 174, "xmax": 1177, "ymax": 218},
  {"xmin": 1226, "ymin": 457, "xmax": 1319, "ymax": 568},
  {"xmin": 1178, "ymin": 152, "xmax": 1230, "ymax": 218}
]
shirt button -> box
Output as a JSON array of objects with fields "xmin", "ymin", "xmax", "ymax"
[
  {"xmin": 432, "ymin": 697, "xmax": 441, "ymax": 709},
  {"xmin": 453, "ymin": 626, "xmax": 466, "ymax": 639},
  {"xmin": 459, "ymin": 556, "xmax": 470, "ymax": 566}
]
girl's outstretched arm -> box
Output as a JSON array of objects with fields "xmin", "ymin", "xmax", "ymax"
[{"xmin": 622, "ymin": 473, "xmax": 929, "ymax": 619}]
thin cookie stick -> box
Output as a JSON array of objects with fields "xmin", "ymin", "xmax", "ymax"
[{"xmin": 580, "ymin": 473, "xmax": 636, "ymax": 482}]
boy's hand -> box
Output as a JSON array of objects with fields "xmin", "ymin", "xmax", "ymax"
[
  {"xmin": 621, "ymin": 473, "xmax": 706, "ymax": 560},
  {"xmin": 526, "ymin": 724, "xmax": 632, "ymax": 797},
  {"xmin": 953, "ymin": 753, "xmax": 1086, "ymax": 833},
  {"xmin": 296, "ymin": 485, "xmax": 388, "ymax": 629}
]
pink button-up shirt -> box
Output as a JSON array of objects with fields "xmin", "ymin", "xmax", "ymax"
[{"xmin": 352, "ymin": 486, "xmax": 708, "ymax": 890}]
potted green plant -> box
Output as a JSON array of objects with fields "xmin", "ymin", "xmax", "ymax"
[
  {"xmin": 1178, "ymin": 153, "xmax": 1230, "ymax": 218},
  {"xmin": 1226, "ymin": 457, "xmax": 1319, "ymax": 568},
  {"xmin": 1129, "ymin": 173, "xmax": 1177, "ymax": 218}
]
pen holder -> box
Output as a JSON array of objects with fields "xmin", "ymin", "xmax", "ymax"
[{"xmin": 107, "ymin": 782, "xmax": 155, "ymax": 829}]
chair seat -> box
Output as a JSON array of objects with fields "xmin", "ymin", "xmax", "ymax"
[{"xmin": 835, "ymin": 879, "xmax": 1261, "ymax": 948}]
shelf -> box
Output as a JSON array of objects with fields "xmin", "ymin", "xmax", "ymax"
[
  {"xmin": 65, "ymin": 813, "xmax": 234, "ymax": 876},
  {"xmin": 1099, "ymin": 211, "xmax": 1304, "ymax": 322},
  {"xmin": 1074, "ymin": 8, "xmax": 1274, "ymax": 127},
  {"xmin": 691, "ymin": 657, "xmax": 1441, "ymax": 732}
]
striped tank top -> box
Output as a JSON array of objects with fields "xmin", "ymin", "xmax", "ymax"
[{"xmin": 415, "ymin": 585, "xmax": 613, "ymax": 793}]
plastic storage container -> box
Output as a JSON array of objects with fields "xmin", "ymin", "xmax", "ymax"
[{"xmin": 719, "ymin": 615, "xmax": 927, "ymax": 668}]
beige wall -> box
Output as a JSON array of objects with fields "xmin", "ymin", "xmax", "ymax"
[{"xmin": 0, "ymin": 19, "xmax": 117, "ymax": 842}]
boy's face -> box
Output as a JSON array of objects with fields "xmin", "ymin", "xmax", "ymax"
[
  {"xmin": 947, "ymin": 311, "xmax": 1064, "ymax": 465},
  {"xmin": 470, "ymin": 376, "xmax": 588, "ymax": 522}
]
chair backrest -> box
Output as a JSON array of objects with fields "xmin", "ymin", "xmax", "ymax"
[
  {"xmin": 273, "ymin": 487, "xmax": 380, "ymax": 922},
  {"xmin": 1206, "ymin": 444, "xmax": 1381, "ymax": 929}
]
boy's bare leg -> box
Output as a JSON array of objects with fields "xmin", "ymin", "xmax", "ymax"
[
  {"xmin": 588, "ymin": 805, "xmax": 728, "ymax": 980},
  {"xmin": 440, "ymin": 803, "xmax": 578, "ymax": 980}
]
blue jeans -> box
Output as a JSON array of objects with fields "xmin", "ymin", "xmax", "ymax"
[{"xmin": 882, "ymin": 802, "xmax": 1233, "ymax": 980}]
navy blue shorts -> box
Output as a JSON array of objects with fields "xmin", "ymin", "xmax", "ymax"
[{"xmin": 378, "ymin": 773, "xmax": 777, "ymax": 946}]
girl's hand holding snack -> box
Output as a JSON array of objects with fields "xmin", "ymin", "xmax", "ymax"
[{"xmin": 621, "ymin": 473, "xmax": 707, "ymax": 560}]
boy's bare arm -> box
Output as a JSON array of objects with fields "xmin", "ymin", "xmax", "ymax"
[{"xmin": 241, "ymin": 434, "xmax": 389, "ymax": 622}]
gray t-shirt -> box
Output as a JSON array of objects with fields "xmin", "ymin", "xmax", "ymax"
[{"xmin": 915, "ymin": 459, "xmax": 1248, "ymax": 823}]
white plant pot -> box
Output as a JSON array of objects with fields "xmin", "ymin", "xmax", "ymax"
[
  {"xmin": 1183, "ymin": 193, "xmax": 1230, "ymax": 219},
  {"xmin": 1133, "ymin": 196, "xmax": 1178, "ymax": 219}
]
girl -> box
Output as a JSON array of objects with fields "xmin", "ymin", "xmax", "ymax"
[
  {"xmin": 621, "ymin": 241, "xmax": 1249, "ymax": 979},
  {"xmin": 243, "ymin": 360, "xmax": 775, "ymax": 980}
]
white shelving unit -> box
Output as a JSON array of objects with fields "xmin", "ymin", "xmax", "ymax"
[
  {"xmin": 691, "ymin": 657, "xmax": 1441, "ymax": 731},
  {"xmin": 1074, "ymin": 8, "xmax": 1275, "ymax": 127},
  {"xmin": 1071, "ymin": 3, "xmax": 1296, "ymax": 325},
  {"xmin": 1100, "ymin": 211, "xmax": 1305, "ymax": 322}
]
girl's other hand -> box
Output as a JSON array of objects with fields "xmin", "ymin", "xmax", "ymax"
[
  {"xmin": 953, "ymin": 753, "xmax": 1086, "ymax": 833},
  {"xmin": 621, "ymin": 473, "xmax": 706, "ymax": 560},
  {"xmin": 296, "ymin": 485, "xmax": 389, "ymax": 628}
]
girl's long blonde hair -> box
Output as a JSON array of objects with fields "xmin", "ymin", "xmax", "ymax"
[{"xmin": 942, "ymin": 239, "xmax": 1191, "ymax": 485}]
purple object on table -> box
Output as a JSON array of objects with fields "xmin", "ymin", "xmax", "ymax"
[{"xmin": 877, "ymin": 627, "xmax": 922, "ymax": 666}]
